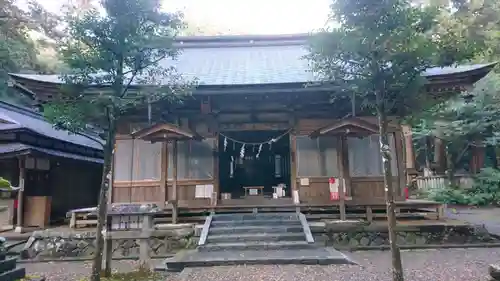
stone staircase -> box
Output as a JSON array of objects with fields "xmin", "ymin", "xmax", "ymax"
[
  {"xmin": 160, "ymin": 212, "xmax": 355, "ymax": 272},
  {"xmin": 0, "ymin": 251, "xmax": 26, "ymax": 281},
  {"xmin": 199, "ymin": 212, "xmax": 311, "ymax": 252}
]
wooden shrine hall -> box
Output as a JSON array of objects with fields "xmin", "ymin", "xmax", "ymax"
[{"xmin": 8, "ymin": 34, "xmax": 496, "ymax": 223}]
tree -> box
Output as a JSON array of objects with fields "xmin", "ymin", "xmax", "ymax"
[
  {"xmin": 0, "ymin": 0, "xmax": 63, "ymax": 105},
  {"xmin": 306, "ymin": 1, "xmax": 478, "ymax": 280},
  {"xmin": 43, "ymin": 1, "xmax": 193, "ymax": 280},
  {"xmin": 411, "ymin": 72, "xmax": 500, "ymax": 175},
  {"xmin": 410, "ymin": 0, "xmax": 500, "ymax": 176}
]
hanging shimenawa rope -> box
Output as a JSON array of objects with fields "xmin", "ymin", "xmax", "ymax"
[{"xmin": 219, "ymin": 128, "xmax": 293, "ymax": 146}]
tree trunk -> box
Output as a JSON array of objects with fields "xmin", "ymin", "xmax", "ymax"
[
  {"xmin": 377, "ymin": 103, "xmax": 404, "ymax": 281},
  {"xmin": 90, "ymin": 116, "xmax": 116, "ymax": 281}
]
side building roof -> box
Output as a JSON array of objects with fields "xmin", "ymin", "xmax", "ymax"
[{"xmin": 0, "ymin": 101, "xmax": 103, "ymax": 150}]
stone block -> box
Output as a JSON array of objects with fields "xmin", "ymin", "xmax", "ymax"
[{"xmin": 489, "ymin": 264, "xmax": 500, "ymax": 281}]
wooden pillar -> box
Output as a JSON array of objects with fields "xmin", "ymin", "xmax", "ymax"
[
  {"xmin": 159, "ymin": 142, "xmax": 168, "ymax": 208},
  {"xmin": 337, "ymin": 136, "xmax": 350, "ymax": 221},
  {"xmin": 172, "ymin": 140, "xmax": 178, "ymax": 224},
  {"xmin": 212, "ymin": 135, "xmax": 219, "ymax": 206},
  {"xmin": 290, "ymin": 133, "xmax": 298, "ymax": 203},
  {"xmin": 434, "ymin": 137, "xmax": 446, "ymax": 174},
  {"xmin": 15, "ymin": 158, "xmax": 25, "ymax": 233},
  {"xmin": 401, "ymin": 125, "xmax": 415, "ymax": 171},
  {"xmin": 394, "ymin": 131, "xmax": 406, "ymax": 199}
]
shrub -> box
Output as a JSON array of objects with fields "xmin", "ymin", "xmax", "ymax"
[
  {"xmin": 469, "ymin": 167, "xmax": 500, "ymax": 206},
  {"xmin": 426, "ymin": 168, "xmax": 500, "ymax": 206},
  {"xmin": 0, "ymin": 178, "xmax": 11, "ymax": 189},
  {"xmin": 426, "ymin": 185, "xmax": 470, "ymax": 205}
]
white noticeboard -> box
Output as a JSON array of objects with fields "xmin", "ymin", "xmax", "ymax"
[
  {"xmin": 195, "ymin": 185, "xmax": 214, "ymax": 198},
  {"xmin": 300, "ymin": 178, "xmax": 310, "ymax": 186},
  {"xmin": 249, "ymin": 188, "xmax": 258, "ymax": 196}
]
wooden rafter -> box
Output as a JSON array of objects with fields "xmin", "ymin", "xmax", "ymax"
[
  {"xmin": 310, "ymin": 117, "xmax": 381, "ymax": 138},
  {"xmin": 131, "ymin": 123, "xmax": 201, "ymax": 142}
]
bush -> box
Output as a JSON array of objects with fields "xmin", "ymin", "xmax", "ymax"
[
  {"xmin": 0, "ymin": 178, "xmax": 11, "ymax": 189},
  {"xmin": 468, "ymin": 167, "xmax": 500, "ymax": 206},
  {"xmin": 426, "ymin": 185, "xmax": 470, "ymax": 205},
  {"xmin": 426, "ymin": 168, "xmax": 500, "ymax": 206}
]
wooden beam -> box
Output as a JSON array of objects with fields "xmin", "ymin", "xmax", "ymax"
[
  {"xmin": 15, "ymin": 157, "xmax": 25, "ymax": 233},
  {"xmin": 434, "ymin": 138, "xmax": 446, "ymax": 174},
  {"xmin": 401, "ymin": 125, "xmax": 415, "ymax": 171},
  {"xmin": 172, "ymin": 140, "xmax": 178, "ymax": 224},
  {"xmin": 213, "ymin": 135, "xmax": 219, "ymax": 206},
  {"xmin": 290, "ymin": 133, "xmax": 298, "ymax": 201},
  {"xmin": 159, "ymin": 142, "xmax": 168, "ymax": 208}
]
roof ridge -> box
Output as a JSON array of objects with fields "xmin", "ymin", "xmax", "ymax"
[
  {"xmin": 175, "ymin": 33, "xmax": 310, "ymax": 42},
  {"xmin": 0, "ymin": 100, "xmax": 43, "ymax": 120},
  {"xmin": 174, "ymin": 33, "xmax": 310, "ymax": 49}
]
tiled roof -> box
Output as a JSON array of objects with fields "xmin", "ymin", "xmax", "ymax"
[
  {"xmin": 8, "ymin": 34, "xmax": 497, "ymax": 86},
  {"xmin": 0, "ymin": 142, "xmax": 103, "ymax": 163},
  {"xmin": 0, "ymin": 101, "xmax": 103, "ymax": 150}
]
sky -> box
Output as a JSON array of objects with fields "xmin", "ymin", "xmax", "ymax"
[{"xmin": 17, "ymin": 0, "xmax": 331, "ymax": 35}]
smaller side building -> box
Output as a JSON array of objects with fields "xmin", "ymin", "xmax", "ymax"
[{"xmin": 0, "ymin": 101, "xmax": 103, "ymax": 229}]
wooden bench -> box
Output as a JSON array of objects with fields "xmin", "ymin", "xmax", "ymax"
[
  {"xmin": 68, "ymin": 207, "xmax": 98, "ymax": 229},
  {"xmin": 243, "ymin": 186, "xmax": 264, "ymax": 197}
]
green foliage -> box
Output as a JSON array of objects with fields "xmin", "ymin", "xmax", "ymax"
[
  {"xmin": 426, "ymin": 168, "xmax": 500, "ymax": 206},
  {"xmin": 42, "ymin": 2, "xmax": 195, "ymax": 280},
  {"xmin": 0, "ymin": 0, "xmax": 63, "ymax": 105},
  {"xmin": 468, "ymin": 167, "xmax": 500, "ymax": 205},
  {"xmin": 45, "ymin": 0, "xmax": 194, "ymax": 135},
  {"xmin": 306, "ymin": 0, "xmax": 479, "ymax": 117},
  {"xmin": 425, "ymin": 185, "xmax": 470, "ymax": 205},
  {"xmin": 0, "ymin": 178, "xmax": 11, "ymax": 189}
]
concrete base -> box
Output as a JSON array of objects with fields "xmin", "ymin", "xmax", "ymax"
[{"xmin": 159, "ymin": 248, "xmax": 356, "ymax": 272}]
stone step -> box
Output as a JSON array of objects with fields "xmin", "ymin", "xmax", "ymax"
[
  {"xmin": 212, "ymin": 213, "xmax": 298, "ymax": 222},
  {"xmin": 0, "ymin": 267, "xmax": 26, "ymax": 280},
  {"xmin": 198, "ymin": 241, "xmax": 311, "ymax": 252},
  {"xmin": 211, "ymin": 219, "xmax": 301, "ymax": 227},
  {"xmin": 207, "ymin": 232, "xmax": 306, "ymax": 243},
  {"xmin": 0, "ymin": 258, "xmax": 17, "ymax": 274},
  {"xmin": 208, "ymin": 225, "xmax": 303, "ymax": 235},
  {"xmin": 159, "ymin": 248, "xmax": 356, "ymax": 272}
]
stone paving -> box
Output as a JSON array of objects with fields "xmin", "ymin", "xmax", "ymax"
[{"xmin": 24, "ymin": 248, "xmax": 499, "ymax": 281}]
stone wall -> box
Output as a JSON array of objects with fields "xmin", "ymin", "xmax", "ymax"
[
  {"xmin": 317, "ymin": 220, "xmax": 498, "ymax": 249},
  {"xmin": 21, "ymin": 224, "xmax": 196, "ymax": 260}
]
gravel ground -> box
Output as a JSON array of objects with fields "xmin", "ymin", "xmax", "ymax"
[{"xmin": 25, "ymin": 248, "xmax": 498, "ymax": 281}]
